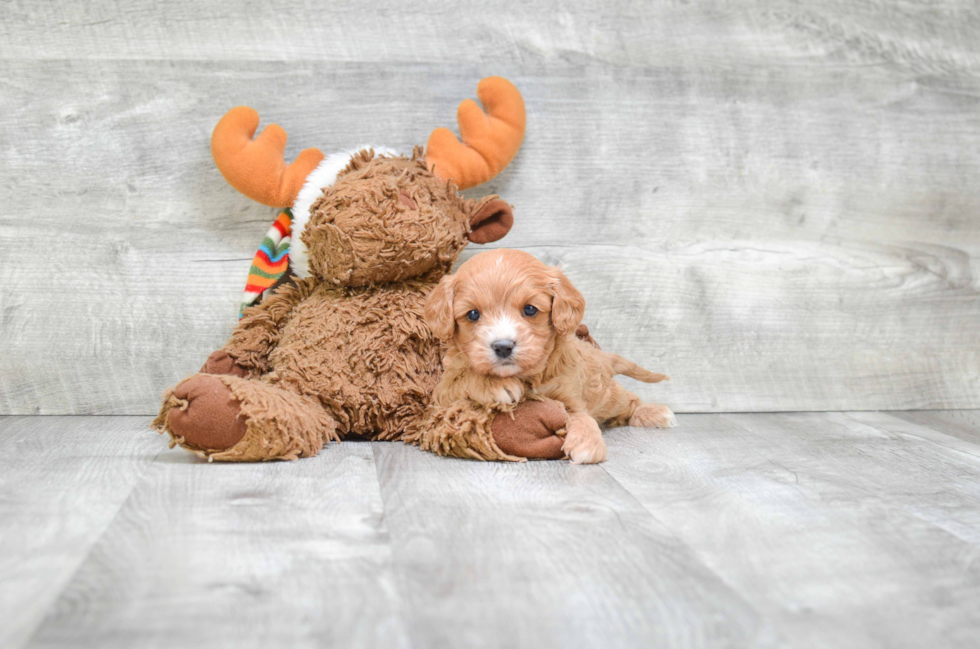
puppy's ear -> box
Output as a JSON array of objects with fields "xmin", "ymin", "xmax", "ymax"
[
  {"xmin": 425, "ymin": 274, "xmax": 457, "ymax": 341},
  {"xmin": 548, "ymin": 267, "xmax": 586, "ymax": 336},
  {"xmin": 466, "ymin": 195, "xmax": 513, "ymax": 244}
]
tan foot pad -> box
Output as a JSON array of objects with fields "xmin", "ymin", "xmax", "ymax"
[{"xmin": 169, "ymin": 375, "xmax": 248, "ymax": 451}]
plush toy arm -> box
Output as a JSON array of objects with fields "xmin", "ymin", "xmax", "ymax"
[
  {"xmin": 224, "ymin": 277, "xmax": 316, "ymax": 375},
  {"xmin": 406, "ymin": 401, "xmax": 517, "ymax": 461},
  {"xmin": 406, "ymin": 399, "xmax": 567, "ymax": 462}
]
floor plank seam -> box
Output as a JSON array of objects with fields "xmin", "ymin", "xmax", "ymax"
[
  {"xmin": 368, "ymin": 442, "xmax": 418, "ymax": 649},
  {"xmin": 595, "ymin": 447, "xmax": 784, "ymax": 640},
  {"xmin": 730, "ymin": 412, "xmax": 980, "ymax": 548},
  {"xmin": 17, "ymin": 441, "xmax": 165, "ymax": 649},
  {"xmin": 870, "ymin": 412, "xmax": 980, "ymax": 460}
]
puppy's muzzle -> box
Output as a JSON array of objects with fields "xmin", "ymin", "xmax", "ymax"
[{"xmin": 491, "ymin": 339, "xmax": 516, "ymax": 359}]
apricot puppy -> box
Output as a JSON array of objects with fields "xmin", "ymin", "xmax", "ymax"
[{"xmin": 425, "ymin": 249, "xmax": 676, "ymax": 464}]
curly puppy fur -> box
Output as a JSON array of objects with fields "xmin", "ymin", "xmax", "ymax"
[
  {"xmin": 426, "ymin": 249, "xmax": 676, "ymax": 464},
  {"xmin": 154, "ymin": 149, "xmax": 521, "ymax": 461}
]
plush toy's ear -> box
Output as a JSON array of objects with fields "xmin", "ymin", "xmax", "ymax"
[
  {"xmin": 548, "ymin": 267, "xmax": 586, "ymax": 336},
  {"xmin": 425, "ymin": 274, "xmax": 457, "ymax": 341},
  {"xmin": 211, "ymin": 107, "xmax": 325, "ymax": 208},
  {"xmin": 467, "ymin": 196, "xmax": 513, "ymax": 244}
]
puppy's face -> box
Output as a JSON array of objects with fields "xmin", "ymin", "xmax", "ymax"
[{"xmin": 425, "ymin": 250, "xmax": 585, "ymax": 377}]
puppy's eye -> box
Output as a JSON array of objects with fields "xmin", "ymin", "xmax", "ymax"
[
  {"xmin": 523, "ymin": 305, "xmax": 538, "ymax": 317},
  {"xmin": 466, "ymin": 310, "xmax": 480, "ymax": 322}
]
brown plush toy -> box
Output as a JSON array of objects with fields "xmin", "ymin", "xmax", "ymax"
[{"xmin": 152, "ymin": 77, "xmax": 570, "ymax": 462}]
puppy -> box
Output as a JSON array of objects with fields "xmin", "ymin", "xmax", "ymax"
[{"xmin": 425, "ymin": 249, "xmax": 676, "ymax": 464}]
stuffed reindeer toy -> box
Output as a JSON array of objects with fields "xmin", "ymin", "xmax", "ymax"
[{"xmin": 153, "ymin": 77, "xmax": 571, "ymax": 462}]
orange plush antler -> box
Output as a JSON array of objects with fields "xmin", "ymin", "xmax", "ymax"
[
  {"xmin": 425, "ymin": 77, "xmax": 526, "ymax": 190},
  {"xmin": 211, "ymin": 107, "xmax": 325, "ymax": 208}
]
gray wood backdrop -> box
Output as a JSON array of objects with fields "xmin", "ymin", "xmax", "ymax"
[{"xmin": 1, "ymin": 0, "xmax": 978, "ymax": 415}]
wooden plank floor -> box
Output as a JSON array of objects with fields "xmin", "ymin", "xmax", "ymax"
[{"xmin": 3, "ymin": 413, "xmax": 980, "ymax": 648}]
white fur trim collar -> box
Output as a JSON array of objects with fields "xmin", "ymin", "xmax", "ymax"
[{"xmin": 290, "ymin": 145, "xmax": 400, "ymax": 278}]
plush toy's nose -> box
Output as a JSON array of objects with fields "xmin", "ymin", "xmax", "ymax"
[{"xmin": 491, "ymin": 339, "xmax": 515, "ymax": 359}]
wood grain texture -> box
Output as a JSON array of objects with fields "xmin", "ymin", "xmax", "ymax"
[
  {"xmin": 1, "ymin": 2, "xmax": 980, "ymax": 414},
  {"xmin": 370, "ymin": 440, "xmax": 782, "ymax": 649},
  {"xmin": 3, "ymin": 0, "xmax": 980, "ymax": 70},
  {"xmin": 0, "ymin": 416, "xmax": 160, "ymax": 649},
  {"xmin": 846, "ymin": 410, "xmax": 980, "ymax": 462},
  {"xmin": 601, "ymin": 413, "xmax": 980, "ymax": 649},
  {"xmin": 890, "ymin": 410, "xmax": 980, "ymax": 447},
  {"xmin": 6, "ymin": 413, "xmax": 980, "ymax": 647},
  {"xmin": 22, "ymin": 440, "xmax": 409, "ymax": 649}
]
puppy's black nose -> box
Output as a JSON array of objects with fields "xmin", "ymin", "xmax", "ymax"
[{"xmin": 491, "ymin": 339, "xmax": 515, "ymax": 359}]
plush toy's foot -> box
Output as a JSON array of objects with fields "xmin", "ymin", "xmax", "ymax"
[
  {"xmin": 406, "ymin": 398, "xmax": 568, "ymax": 462},
  {"xmin": 153, "ymin": 374, "xmax": 338, "ymax": 461},
  {"xmin": 629, "ymin": 404, "xmax": 677, "ymax": 428},
  {"xmin": 166, "ymin": 374, "xmax": 248, "ymax": 451},
  {"xmin": 200, "ymin": 349, "xmax": 250, "ymax": 378},
  {"xmin": 491, "ymin": 400, "xmax": 567, "ymax": 460}
]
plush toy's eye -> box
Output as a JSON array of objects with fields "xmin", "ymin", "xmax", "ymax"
[
  {"xmin": 466, "ymin": 310, "xmax": 480, "ymax": 322},
  {"xmin": 523, "ymin": 305, "xmax": 538, "ymax": 317}
]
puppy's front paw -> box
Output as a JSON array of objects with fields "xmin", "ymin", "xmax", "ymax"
[
  {"xmin": 629, "ymin": 404, "xmax": 677, "ymax": 429},
  {"xmin": 562, "ymin": 414, "xmax": 606, "ymax": 464},
  {"xmin": 494, "ymin": 380, "xmax": 525, "ymax": 405}
]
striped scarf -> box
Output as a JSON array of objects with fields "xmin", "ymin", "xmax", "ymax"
[{"xmin": 240, "ymin": 208, "xmax": 292, "ymax": 317}]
